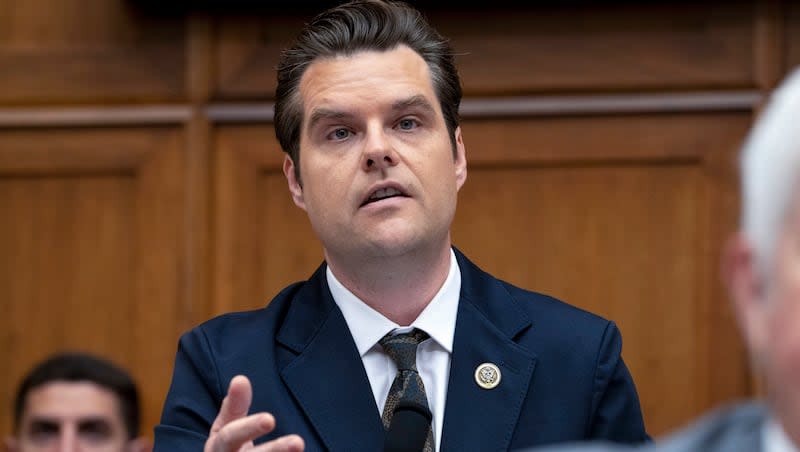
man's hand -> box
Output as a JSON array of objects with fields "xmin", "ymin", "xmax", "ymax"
[{"xmin": 204, "ymin": 375, "xmax": 305, "ymax": 452}]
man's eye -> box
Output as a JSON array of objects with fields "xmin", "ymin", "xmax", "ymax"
[
  {"xmin": 28, "ymin": 422, "xmax": 59, "ymax": 443},
  {"xmin": 329, "ymin": 128, "xmax": 351, "ymax": 140},
  {"xmin": 79, "ymin": 421, "xmax": 112, "ymax": 443},
  {"xmin": 397, "ymin": 118, "xmax": 417, "ymax": 130}
]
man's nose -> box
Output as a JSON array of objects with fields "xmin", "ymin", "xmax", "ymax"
[
  {"xmin": 361, "ymin": 127, "xmax": 398, "ymax": 171},
  {"xmin": 58, "ymin": 428, "xmax": 78, "ymax": 452}
]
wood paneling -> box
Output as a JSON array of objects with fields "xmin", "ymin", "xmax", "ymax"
[
  {"xmin": 0, "ymin": 127, "xmax": 186, "ymax": 438},
  {"xmin": 788, "ymin": 2, "xmax": 800, "ymax": 69},
  {"xmin": 436, "ymin": 2, "xmax": 756, "ymax": 95},
  {"xmin": 213, "ymin": 125, "xmax": 322, "ymax": 315},
  {"xmin": 214, "ymin": 16, "xmax": 310, "ymax": 99},
  {"xmin": 0, "ymin": 0, "xmax": 186, "ymax": 104},
  {"xmin": 451, "ymin": 113, "xmax": 751, "ymax": 436},
  {"xmin": 212, "ymin": 2, "xmax": 755, "ymax": 99}
]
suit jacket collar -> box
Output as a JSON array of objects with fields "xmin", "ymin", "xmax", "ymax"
[
  {"xmin": 440, "ymin": 248, "xmax": 536, "ymax": 451},
  {"xmin": 276, "ymin": 264, "xmax": 385, "ymax": 451},
  {"xmin": 275, "ymin": 249, "xmax": 536, "ymax": 451}
]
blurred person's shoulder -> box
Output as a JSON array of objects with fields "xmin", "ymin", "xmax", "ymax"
[
  {"xmin": 654, "ymin": 400, "xmax": 766, "ymax": 452},
  {"xmin": 517, "ymin": 401, "xmax": 767, "ymax": 452}
]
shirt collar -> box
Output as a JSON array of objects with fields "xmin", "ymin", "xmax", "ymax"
[
  {"xmin": 764, "ymin": 415, "xmax": 799, "ymax": 452},
  {"xmin": 327, "ymin": 248, "xmax": 461, "ymax": 356}
]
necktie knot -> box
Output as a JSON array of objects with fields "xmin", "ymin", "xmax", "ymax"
[{"xmin": 379, "ymin": 329, "xmax": 429, "ymax": 371}]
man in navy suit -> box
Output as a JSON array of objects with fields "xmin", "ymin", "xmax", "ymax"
[{"xmin": 154, "ymin": 1, "xmax": 649, "ymax": 451}]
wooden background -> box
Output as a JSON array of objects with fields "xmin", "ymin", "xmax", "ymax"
[{"xmin": 2, "ymin": 0, "xmax": 798, "ymax": 444}]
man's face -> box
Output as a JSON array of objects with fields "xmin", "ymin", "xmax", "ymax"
[
  {"xmin": 8, "ymin": 381, "xmax": 133, "ymax": 452},
  {"xmin": 728, "ymin": 201, "xmax": 800, "ymax": 441},
  {"xmin": 760, "ymin": 210, "xmax": 800, "ymax": 438},
  {"xmin": 283, "ymin": 45, "xmax": 467, "ymax": 265}
]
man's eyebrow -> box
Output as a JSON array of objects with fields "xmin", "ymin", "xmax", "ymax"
[
  {"xmin": 308, "ymin": 108, "xmax": 353, "ymax": 130},
  {"xmin": 27, "ymin": 418, "xmax": 59, "ymax": 430},
  {"xmin": 391, "ymin": 95, "xmax": 436, "ymax": 114},
  {"xmin": 77, "ymin": 417, "xmax": 113, "ymax": 432},
  {"xmin": 307, "ymin": 95, "xmax": 436, "ymax": 129}
]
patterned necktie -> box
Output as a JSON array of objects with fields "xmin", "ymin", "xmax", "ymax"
[{"xmin": 380, "ymin": 328, "xmax": 434, "ymax": 452}]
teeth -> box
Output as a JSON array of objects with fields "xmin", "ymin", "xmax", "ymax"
[{"xmin": 369, "ymin": 187, "xmax": 401, "ymax": 200}]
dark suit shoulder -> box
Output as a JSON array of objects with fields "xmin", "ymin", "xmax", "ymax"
[
  {"xmin": 189, "ymin": 280, "xmax": 307, "ymax": 350},
  {"xmin": 454, "ymin": 248, "xmax": 618, "ymax": 361},
  {"xmin": 501, "ymin": 280, "xmax": 610, "ymax": 325},
  {"xmin": 454, "ymin": 247, "xmax": 612, "ymax": 330},
  {"xmin": 497, "ymin": 278, "xmax": 618, "ymax": 354},
  {"xmin": 453, "ymin": 249, "xmax": 648, "ymax": 446}
]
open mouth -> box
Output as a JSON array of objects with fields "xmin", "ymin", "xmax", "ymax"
[{"xmin": 361, "ymin": 186, "xmax": 408, "ymax": 207}]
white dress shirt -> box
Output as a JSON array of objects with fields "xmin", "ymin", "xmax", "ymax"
[
  {"xmin": 326, "ymin": 249, "xmax": 461, "ymax": 452},
  {"xmin": 764, "ymin": 416, "xmax": 799, "ymax": 452}
]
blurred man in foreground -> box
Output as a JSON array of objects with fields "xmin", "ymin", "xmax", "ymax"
[{"xmin": 524, "ymin": 66, "xmax": 800, "ymax": 452}]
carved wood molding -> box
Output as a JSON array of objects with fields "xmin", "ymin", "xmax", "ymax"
[
  {"xmin": 205, "ymin": 91, "xmax": 761, "ymax": 123},
  {"xmin": 0, "ymin": 106, "xmax": 192, "ymax": 127}
]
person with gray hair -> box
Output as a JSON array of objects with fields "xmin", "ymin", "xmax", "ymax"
[
  {"xmin": 519, "ymin": 66, "xmax": 800, "ymax": 452},
  {"xmin": 154, "ymin": 1, "xmax": 649, "ymax": 451}
]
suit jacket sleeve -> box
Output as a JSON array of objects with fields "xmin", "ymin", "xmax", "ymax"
[
  {"xmin": 154, "ymin": 327, "xmax": 222, "ymax": 452},
  {"xmin": 588, "ymin": 321, "xmax": 650, "ymax": 443}
]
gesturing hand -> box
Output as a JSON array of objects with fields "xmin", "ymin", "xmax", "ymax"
[{"xmin": 204, "ymin": 375, "xmax": 305, "ymax": 452}]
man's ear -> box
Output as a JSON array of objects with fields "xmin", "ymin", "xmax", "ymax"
[
  {"xmin": 722, "ymin": 232, "xmax": 769, "ymax": 357},
  {"xmin": 5, "ymin": 436, "xmax": 19, "ymax": 452},
  {"xmin": 126, "ymin": 436, "xmax": 152, "ymax": 452},
  {"xmin": 453, "ymin": 126, "xmax": 467, "ymax": 191},
  {"xmin": 283, "ymin": 155, "xmax": 306, "ymax": 211}
]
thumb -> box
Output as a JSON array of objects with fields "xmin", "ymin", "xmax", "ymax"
[{"xmin": 211, "ymin": 375, "xmax": 253, "ymax": 433}]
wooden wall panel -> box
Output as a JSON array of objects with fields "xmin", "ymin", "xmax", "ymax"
[
  {"xmin": 0, "ymin": 0, "xmax": 186, "ymax": 104},
  {"xmin": 788, "ymin": 2, "xmax": 800, "ymax": 69},
  {"xmin": 214, "ymin": 16, "xmax": 308, "ymax": 99},
  {"xmin": 0, "ymin": 127, "xmax": 186, "ymax": 439},
  {"xmin": 451, "ymin": 112, "xmax": 751, "ymax": 436},
  {"xmin": 433, "ymin": 2, "xmax": 755, "ymax": 95},
  {"xmin": 213, "ymin": 125, "xmax": 322, "ymax": 315},
  {"xmin": 212, "ymin": 2, "xmax": 755, "ymax": 100}
]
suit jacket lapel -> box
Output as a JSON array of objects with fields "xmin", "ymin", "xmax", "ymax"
[
  {"xmin": 277, "ymin": 265, "xmax": 385, "ymax": 451},
  {"xmin": 440, "ymin": 250, "xmax": 536, "ymax": 452}
]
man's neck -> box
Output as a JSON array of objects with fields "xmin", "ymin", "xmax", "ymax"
[{"xmin": 325, "ymin": 243, "xmax": 453, "ymax": 326}]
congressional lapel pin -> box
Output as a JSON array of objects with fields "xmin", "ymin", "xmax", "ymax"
[{"xmin": 474, "ymin": 363, "xmax": 501, "ymax": 389}]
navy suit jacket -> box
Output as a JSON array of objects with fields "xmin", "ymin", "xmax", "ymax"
[{"xmin": 154, "ymin": 249, "xmax": 649, "ymax": 451}]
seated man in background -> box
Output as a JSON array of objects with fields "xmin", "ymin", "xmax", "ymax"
[
  {"xmin": 6, "ymin": 352, "xmax": 149, "ymax": 452},
  {"xmin": 522, "ymin": 66, "xmax": 800, "ymax": 452}
]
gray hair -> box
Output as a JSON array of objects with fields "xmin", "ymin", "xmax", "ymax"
[{"xmin": 740, "ymin": 67, "xmax": 800, "ymax": 273}]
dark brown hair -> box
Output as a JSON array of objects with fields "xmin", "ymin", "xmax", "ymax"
[
  {"xmin": 14, "ymin": 352, "xmax": 140, "ymax": 439},
  {"xmin": 274, "ymin": 0, "xmax": 462, "ymax": 179}
]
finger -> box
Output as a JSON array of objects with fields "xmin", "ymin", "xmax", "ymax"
[
  {"xmin": 252, "ymin": 434, "xmax": 305, "ymax": 452},
  {"xmin": 211, "ymin": 375, "xmax": 253, "ymax": 433},
  {"xmin": 208, "ymin": 413, "xmax": 276, "ymax": 452}
]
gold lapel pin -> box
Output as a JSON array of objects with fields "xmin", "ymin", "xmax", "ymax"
[{"xmin": 474, "ymin": 363, "xmax": 501, "ymax": 389}]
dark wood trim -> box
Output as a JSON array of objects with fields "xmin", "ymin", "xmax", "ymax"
[
  {"xmin": 0, "ymin": 106, "xmax": 192, "ymax": 127},
  {"xmin": 459, "ymin": 92, "xmax": 762, "ymax": 117},
  {"xmin": 205, "ymin": 91, "xmax": 762, "ymax": 123}
]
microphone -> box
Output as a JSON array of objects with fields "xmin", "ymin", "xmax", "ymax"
[{"xmin": 384, "ymin": 400, "xmax": 432, "ymax": 452}]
